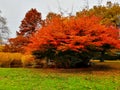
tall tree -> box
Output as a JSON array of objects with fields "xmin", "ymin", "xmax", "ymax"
[
  {"xmin": 25, "ymin": 15, "xmax": 120, "ymax": 67},
  {"xmin": 0, "ymin": 11, "xmax": 9, "ymax": 44},
  {"xmin": 17, "ymin": 8, "xmax": 43, "ymax": 37},
  {"xmin": 46, "ymin": 12, "xmax": 61, "ymax": 20},
  {"xmin": 7, "ymin": 8, "xmax": 43, "ymax": 53},
  {"xmin": 76, "ymin": 1, "xmax": 120, "ymax": 26}
]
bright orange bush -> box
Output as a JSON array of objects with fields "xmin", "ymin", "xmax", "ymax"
[{"xmin": 26, "ymin": 16, "xmax": 120, "ymax": 53}]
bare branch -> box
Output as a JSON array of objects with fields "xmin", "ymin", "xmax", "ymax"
[
  {"xmin": 69, "ymin": 3, "xmax": 74, "ymax": 16},
  {"xmin": 57, "ymin": 0, "xmax": 63, "ymax": 15},
  {"xmin": 98, "ymin": 0, "xmax": 103, "ymax": 6},
  {"xmin": 85, "ymin": 0, "xmax": 89, "ymax": 10}
]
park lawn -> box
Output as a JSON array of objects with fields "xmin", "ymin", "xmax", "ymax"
[{"xmin": 0, "ymin": 61, "xmax": 119, "ymax": 90}]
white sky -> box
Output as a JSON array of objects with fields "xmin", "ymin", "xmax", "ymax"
[{"xmin": 0, "ymin": 0, "xmax": 119, "ymax": 37}]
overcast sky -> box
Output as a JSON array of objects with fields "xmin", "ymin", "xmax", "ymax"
[{"xmin": 0, "ymin": 0, "xmax": 119, "ymax": 37}]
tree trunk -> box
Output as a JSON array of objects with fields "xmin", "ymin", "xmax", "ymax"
[{"xmin": 100, "ymin": 51, "xmax": 105, "ymax": 62}]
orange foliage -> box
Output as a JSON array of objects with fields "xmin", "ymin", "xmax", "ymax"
[
  {"xmin": 6, "ymin": 36, "xmax": 29, "ymax": 53},
  {"xmin": 6, "ymin": 9, "xmax": 43, "ymax": 53},
  {"xmin": 25, "ymin": 15, "xmax": 120, "ymax": 53},
  {"xmin": 17, "ymin": 8, "xmax": 43, "ymax": 37}
]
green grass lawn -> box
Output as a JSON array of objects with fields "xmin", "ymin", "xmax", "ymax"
[{"xmin": 0, "ymin": 61, "xmax": 119, "ymax": 90}]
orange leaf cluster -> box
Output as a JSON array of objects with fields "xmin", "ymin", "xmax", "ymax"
[{"xmin": 25, "ymin": 15, "xmax": 120, "ymax": 53}]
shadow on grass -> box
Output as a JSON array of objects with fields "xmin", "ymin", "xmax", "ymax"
[
  {"xmin": 51, "ymin": 62, "xmax": 120, "ymax": 74},
  {"xmin": 30, "ymin": 61, "xmax": 120, "ymax": 75}
]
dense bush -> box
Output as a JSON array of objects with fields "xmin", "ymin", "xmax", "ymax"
[
  {"xmin": 21, "ymin": 54, "xmax": 35, "ymax": 67},
  {"xmin": 0, "ymin": 45, "xmax": 4, "ymax": 52},
  {"xmin": 32, "ymin": 49, "xmax": 93, "ymax": 68},
  {"xmin": 10, "ymin": 53, "xmax": 23, "ymax": 67},
  {"xmin": 0, "ymin": 52, "xmax": 35, "ymax": 67},
  {"xmin": 0, "ymin": 53, "xmax": 11, "ymax": 67},
  {"xmin": 92, "ymin": 51, "xmax": 120, "ymax": 60}
]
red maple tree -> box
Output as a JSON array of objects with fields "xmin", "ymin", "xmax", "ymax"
[
  {"xmin": 24, "ymin": 15, "xmax": 120, "ymax": 67},
  {"xmin": 6, "ymin": 8, "xmax": 43, "ymax": 53},
  {"xmin": 17, "ymin": 8, "xmax": 43, "ymax": 37},
  {"xmin": 26, "ymin": 16, "xmax": 120, "ymax": 53}
]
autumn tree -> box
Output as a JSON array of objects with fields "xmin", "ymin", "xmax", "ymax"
[
  {"xmin": 0, "ymin": 11, "xmax": 9, "ymax": 44},
  {"xmin": 17, "ymin": 8, "xmax": 43, "ymax": 36},
  {"xmin": 76, "ymin": 1, "xmax": 120, "ymax": 26},
  {"xmin": 25, "ymin": 15, "xmax": 120, "ymax": 68},
  {"xmin": 76, "ymin": 2, "xmax": 120, "ymax": 61},
  {"xmin": 7, "ymin": 8, "xmax": 43, "ymax": 53},
  {"xmin": 46, "ymin": 12, "xmax": 61, "ymax": 20},
  {"xmin": 4, "ymin": 36, "xmax": 29, "ymax": 52}
]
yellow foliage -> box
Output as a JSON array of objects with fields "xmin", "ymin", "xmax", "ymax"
[
  {"xmin": 0, "ymin": 45, "xmax": 4, "ymax": 52},
  {"xmin": 0, "ymin": 52, "xmax": 35, "ymax": 67},
  {"xmin": 0, "ymin": 52, "xmax": 11, "ymax": 67},
  {"xmin": 10, "ymin": 53, "xmax": 22, "ymax": 67},
  {"xmin": 21, "ymin": 54, "xmax": 35, "ymax": 67}
]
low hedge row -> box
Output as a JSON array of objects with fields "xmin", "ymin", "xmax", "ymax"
[{"xmin": 0, "ymin": 52, "xmax": 35, "ymax": 67}]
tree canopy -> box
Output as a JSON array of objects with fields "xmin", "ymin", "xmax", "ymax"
[
  {"xmin": 0, "ymin": 11, "xmax": 9, "ymax": 44},
  {"xmin": 26, "ymin": 15, "xmax": 120, "ymax": 53},
  {"xmin": 76, "ymin": 1, "xmax": 120, "ymax": 26},
  {"xmin": 7, "ymin": 8, "xmax": 43, "ymax": 53},
  {"xmin": 17, "ymin": 8, "xmax": 43, "ymax": 37},
  {"xmin": 25, "ymin": 15, "xmax": 120, "ymax": 67}
]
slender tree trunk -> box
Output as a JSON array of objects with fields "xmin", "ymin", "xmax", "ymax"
[{"xmin": 100, "ymin": 50, "xmax": 105, "ymax": 62}]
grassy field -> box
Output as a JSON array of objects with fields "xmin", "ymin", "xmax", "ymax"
[{"xmin": 0, "ymin": 61, "xmax": 119, "ymax": 90}]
